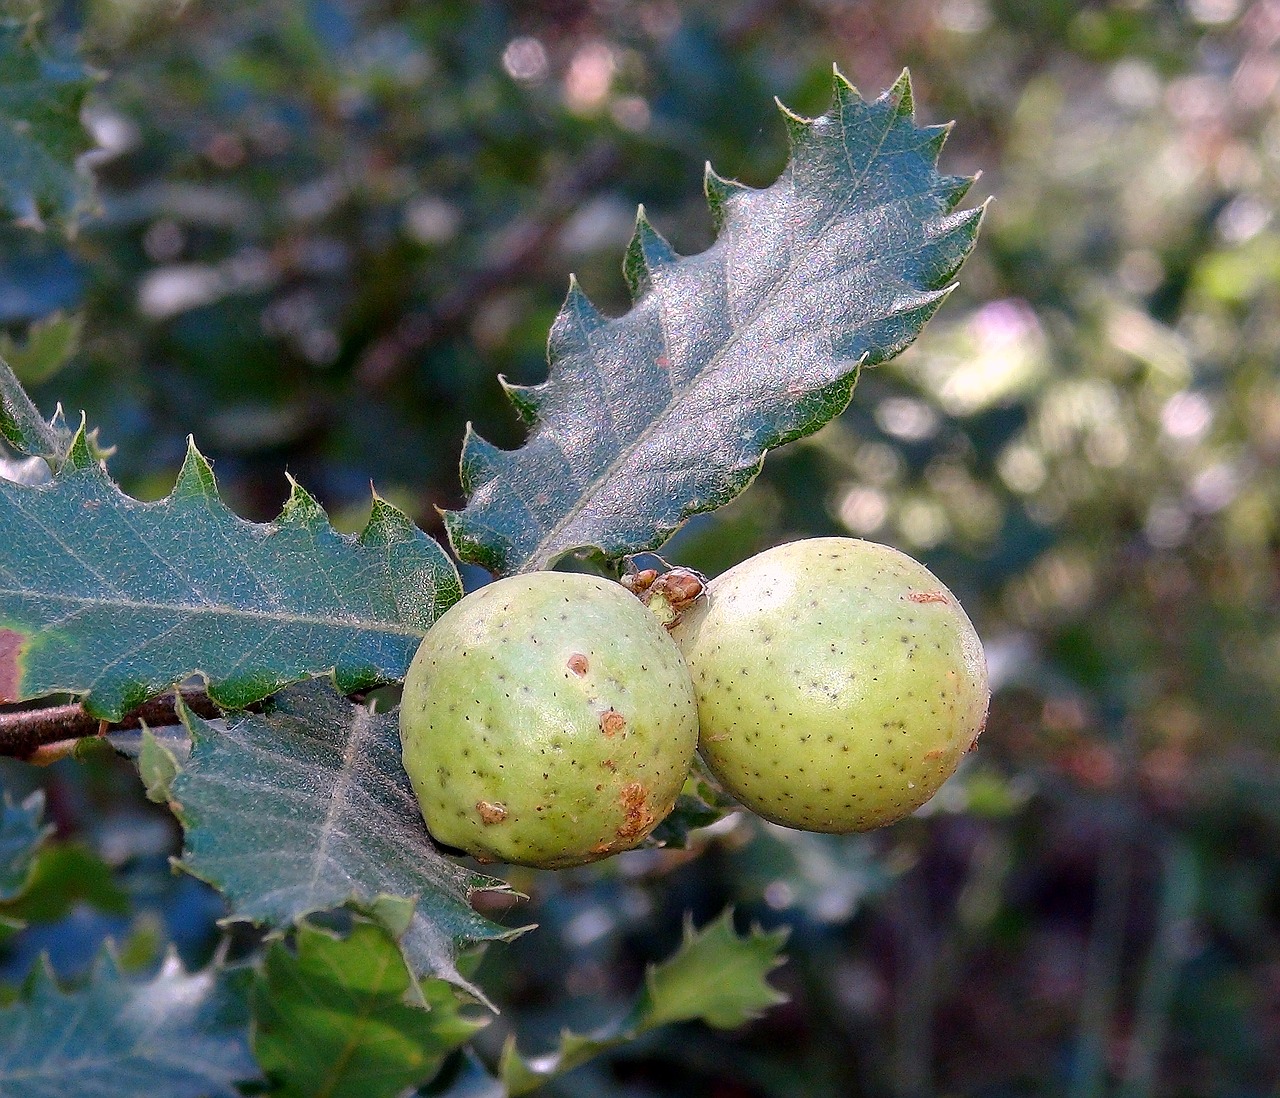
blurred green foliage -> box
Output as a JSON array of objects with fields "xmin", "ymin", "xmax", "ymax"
[{"xmin": 2, "ymin": 0, "xmax": 1279, "ymax": 1095}]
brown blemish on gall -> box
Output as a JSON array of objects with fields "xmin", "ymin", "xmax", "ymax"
[
  {"xmin": 600, "ymin": 709, "xmax": 626, "ymax": 737},
  {"xmin": 616, "ymin": 781, "xmax": 653, "ymax": 841},
  {"xmin": 475, "ymin": 801, "xmax": 508, "ymax": 825},
  {"xmin": 566, "ymin": 653, "xmax": 590, "ymax": 676},
  {"xmin": 924, "ymin": 748, "xmax": 945, "ymax": 761},
  {"xmin": 0, "ymin": 628, "xmax": 25, "ymax": 703},
  {"xmin": 907, "ymin": 591, "xmax": 950, "ymax": 605}
]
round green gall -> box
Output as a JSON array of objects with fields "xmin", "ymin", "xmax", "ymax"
[
  {"xmin": 670, "ymin": 537, "xmax": 989, "ymax": 833},
  {"xmin": 399, "ymin": 572, "xmax": 699, "ymax": 868}
]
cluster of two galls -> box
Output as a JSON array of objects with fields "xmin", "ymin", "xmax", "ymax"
[{"xmin": 399, "ymin": 537, "xmax": 991, "ymax": 870}]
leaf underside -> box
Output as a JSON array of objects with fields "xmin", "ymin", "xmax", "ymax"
[
  {"xmin": 445, "ymin": 68, "xmax": 982, "ymax": 575},
  {"xmin": 171, "ymin": 680, "xmax": 523, "ymax": 990},
  {"xmin": 0, "ymin": 950, "xmax": 258, "ymax": 1098},
  {"xmin": 0, "ymin": 20, "xmax": 96, "ymax": 231},
  {"xmin": 0, "ymin": 426, "xmax": 462, "ymax": 719}
]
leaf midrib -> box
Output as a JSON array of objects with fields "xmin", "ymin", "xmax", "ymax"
[
  {"xmin": 524, "ymin": 101, "xmax": 902, "ymax": 569},
  {"xmin": 0, "ymin": 588, "xmax": 425, "ymax": 636}
]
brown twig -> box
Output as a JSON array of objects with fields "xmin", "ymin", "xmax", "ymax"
[{"xmin": 0, "ymin": 688, "xmax": 221, "ymax": 760}]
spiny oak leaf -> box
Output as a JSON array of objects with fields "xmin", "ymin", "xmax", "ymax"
[
  {"xmin": 445, "ymin": 68, "xmax": 982, "ymax": 575},
  {"xmin": 500, "ymin": 909, "xmax": 787, "ymax": 1095},
  {"xmin": 0, "ymin": 423, "xmax": 461, "ymax": 719},
  {"xmin": 171, "ymin": 680, "xmax": 524, "ymax": 992},
  {"xmin": 635, "ymin": 908, "xmax": 788, "ymax": 1030},
  {"xmin": 0, "ymin": 358, "xmax": 77, "ymax": 467},
  {"xmin": 0, "ymin": 949, "xmax": 258, "ymax": 1098}
]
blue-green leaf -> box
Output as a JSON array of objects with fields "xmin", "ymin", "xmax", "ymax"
[
  {"xmin": 445, "ymin": 69, "xmax": 981, "ymax": 575},
  {"xmin": 0, "ymin": 426, "xmax": 461, "ymax": 719},
  {"xmin": 0, "ymin": 950, "xmax": 258, "ymax": 1098},
  {"xmin": 171, "ymin": 681, "xmax": 524, "ymax": 991}
]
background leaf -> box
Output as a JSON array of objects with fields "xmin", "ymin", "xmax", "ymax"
[
  {"xmin": 0, "ymin": 950, "xmax": 258, "ymax": 1098},
  {"xmin": 0, "ymin": 311, "xmax": 81, "ymax": 385},
  {"xmin": 0, "ymin": 426, "xmax": 462, "ymax": 718},
  {"xmin": 0, "ymin": 790, "xmax": 50, "ymax": 901},
  {"xmin": 501, "ymin": 910, "xmax": 787, "ymax": 1095},
  {"xmin": 445, "ymin": 69, "xmax": 981, "ymax": 575},
  {"xmin": 0, "ymin": 841, "xmax": 129, "ymax": 924},
  {"xmin": 636, "ymin": 909, "xmax": 788, "ymax": 1030},
  {"xmin": 0, "ymin": 19, "xmax": 96, "ymax": 231},
  {"xmin": 171, "ymin": 680, "xmax": 523, "ymax": 990},
  {"xmin": 253, "ymin": 918, "xmax": 482, "ymax": 1098},
  {"xmin": 647, "ymin": 770, "xmax": 737, "ymax": 850}
]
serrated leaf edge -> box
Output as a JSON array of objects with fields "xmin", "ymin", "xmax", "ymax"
[{"xmin": 445, "ymin": 66, "xmax": 983, "ymax": 574}]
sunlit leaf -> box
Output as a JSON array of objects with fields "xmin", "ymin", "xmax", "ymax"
[
  {"xmin": 636, "ymin": 909, "xmax": 788, "ymax": 1030},
  {"xmin": 0, "ymin": 841, "xmax": 129, "ymax": 923},
  {"xmin": 0, "ymin": 311, "xmax": 80, "ymax": 384},
  {"xmin": 501, "ymin": 909, "xmax": 787, "ymax": 1094},
  {"xmin": 446, "ymin": 69, "xmax": 981, "ymax": 575}
]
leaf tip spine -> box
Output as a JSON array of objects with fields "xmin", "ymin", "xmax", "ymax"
[
  {"xmin": 279, "ymin": 473, "xmax": 324, "ymax": 525},
  {"xmin": 704, "ymin": 163, "xmax": 748, "ymax": 233},
  {"xmin": 460, "ymin": 425, "xmax": 513, "ymax": 492},
  {"xmin": 831, "ymin": 63, "xmax": 859, "ymax": 105},
  {"xmin": 63, "ymin": 418, "xmax": 94, "ymax": 471},
  {"xmin": 887, "ymin": 67, "xmax": 914, "ymax": 118},
  {"xmin": 174, "ymin": 436, "xmax": 218, "ymax": 499},
  {"xmin": 624, "ymin": 207, "xmax": 678, "ymax": 299},
  {"xmin": 552, "ymin": 276, "xmax": 607, "ymax": 345},
  {"xmin": 498, "ymin": 374, "xmax": 541, "ymax": 426}
]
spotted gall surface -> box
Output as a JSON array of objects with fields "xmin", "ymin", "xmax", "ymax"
[
  {"xmin": 671, "ymin": 537, "xmax": 989, "ymax": 832},
  {"xmin": 399, "ymin": 572, "xmax": 698, "ymax": 868}
]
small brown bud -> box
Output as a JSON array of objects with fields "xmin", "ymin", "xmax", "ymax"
[
  {"xmin": 658, "ymin": 569, "xmax": 704, "ymax": 610},
  {"xmin": 621, "ymin": 568, "xmax": 659, "ymax": 596}
]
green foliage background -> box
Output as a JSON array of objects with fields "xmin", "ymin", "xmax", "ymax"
[{"xmin": 2, "ymin": 0, "xmax": 1279, "ymax": 1095}]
